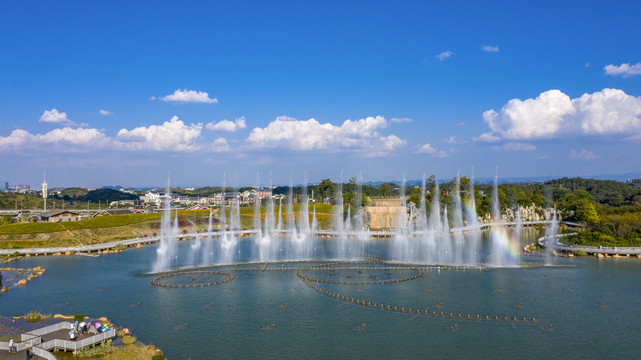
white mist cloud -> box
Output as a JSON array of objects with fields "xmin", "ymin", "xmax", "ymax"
[
  {"xmin": 99, "ymin": 109, "xmax": 111, "ymax": 116},
  {"xmin": 490, "ymin": 142, "xmax": 536, "ymax": 151},
  {"xmin": 159, "ymin": 89, "xmax": 218, "ymax": 103},
  {"xmin": 569, "ymin": 148, "xmax": 597, "ymax": 160},
  {"xmin": 435, "ymin": 51, "xmax": 453, "ymax": 61},
  {"xmin": 482, "ymin": 45, "xmax": 499, "ymax": 52},
  {"xmin": 390, "ymin": 117, "xmax": 413, "ymax": 123}
]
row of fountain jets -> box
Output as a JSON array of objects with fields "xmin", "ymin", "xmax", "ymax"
[{"xmin": 153, "ymin": 174, "xmax": 559, "ymax": 272}]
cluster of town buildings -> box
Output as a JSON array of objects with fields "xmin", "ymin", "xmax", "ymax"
[
  {"xmin": 0, "ymin": 188, "xmax": 281, "ymax": 224},
  {"xmin": 138, "ymin": 189, "xmax": 276, "ymax": 208}
]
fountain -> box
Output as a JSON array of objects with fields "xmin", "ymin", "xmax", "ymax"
[
  {"xmin": 151, "ymin": 170, "xmax": 533, "ymax": 272},
  {"xmin": 152, "ymin": 179, "xmax": 178, "ymax": 273},
  {"xmin": 546, "ymin": 205, "xmax": 559, "ymax": 264}
]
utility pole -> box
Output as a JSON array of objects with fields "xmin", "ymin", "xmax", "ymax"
[{"xmin": 42, "ymin": 173, "xmax": 48, "ymax": 212}]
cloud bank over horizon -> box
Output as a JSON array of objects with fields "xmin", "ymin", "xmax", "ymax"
[{"xmin": 476, "ymin": 88, "xmax": 641, "ymax": 144}]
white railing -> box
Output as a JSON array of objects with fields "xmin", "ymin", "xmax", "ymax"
[
  {"xmin": 33, "ymin": 346, "xmax": 58, "ymax": 360},
  {"xmin": 23, "ymin": 321, "xmax": 72, "ymax": 338},
  {"xmin": 6, "ymin": 321, "xmax": 115, "ymax": 357},
  {"xmin": 38, "ymin": 328, "xmax": 116, "ymax": 352}
]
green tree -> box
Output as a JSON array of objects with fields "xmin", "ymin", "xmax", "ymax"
[
  {"xmin": 318, "ymin": 179, "xmax": 335, "ymax": 203},
  {"xmin": 408, "ymin": 186, "xmax": 422, "ymax": 207},
  {"xmin": 380, "ymin": 183, "xmax": 391, "ymax": 197}
]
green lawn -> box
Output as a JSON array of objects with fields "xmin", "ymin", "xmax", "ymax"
[{"xmin": 0, "ymin": 213, "xmax": 161, "ymax": 235}]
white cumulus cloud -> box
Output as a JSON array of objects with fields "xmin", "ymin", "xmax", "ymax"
[
  {"xmin": 247, "ymin": 115, "xmax": 405, "ymax": 155},
  {"xmin": 116, "ymin": 116, "xmax": 203, "ymax": 151},
  {"xmin": 206, "ymin": 117, "xmax": 247, "ymax": 132},
  {"xmin": 435, "ymin": 51, "xmax": 453, "ymax": 61},
  {"xmin": 604, "ymin": 62, "xmax": 641, "ymax": 78},
  {"xmin": 476, "ymin": 88, "xmax": 641, "ymax": 141},
  {"xmin": 0, "ymin": 127, "xmax": 111, "ymax": 151},
  {"xmin": 416, "ymin": 143, "xmax": 436, "ymax": 154},
  {"xmin": 0, "ymin": 117, "xmax": 231, "ymax": 153},
  {"xmin": 482, "ymin": 45, "xmax": 499, "ymax": 52},
  {"xmin": 159, "ymin": 89, "xmax": 218, "ymax": 103},
  {"xmin": 209, "ymin": 137, "xmax": 231, "ymax": 152},
  {"xmin": 415, "ymin": 143, "xmax": 449, "ymax": 157},
  {"xmin": 99, "ymin": 109, "xmax": 111, "ymax": 116},
  {"xmin": 40, "ymin": 108, "xmax": 74, "ymax": 125}
]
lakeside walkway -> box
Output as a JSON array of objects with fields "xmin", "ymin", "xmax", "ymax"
[
  {"xmin": 540, "ymin": 234, "xmax": 641, "ymax": 256},
  {"xmin": 1, "ymin": 220, "xmax": 582, "ymax": 256}
]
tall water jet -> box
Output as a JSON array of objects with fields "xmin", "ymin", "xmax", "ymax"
[
  {"xmin": 514, "ymin": 206, "xmax": 523, "ymax": 264},
  {"xmin": 186, "ymin": 213, "xmax": 201, "ymax": 267},
  {"xmin": 409, "ymin": 174, "xmax": 428, "ymax": 264},
  {"xmin": 277, "ymin": 198, "xmax": 283, "ymax": 233},
  {"xmin": 261, "ymin": 174, "xmax": 277, "ymax": 262},
  {"xmin": 425, "ymin": 180, "xmax": 442, "ymax": 264},
  {"xmin": 440, "ymin": 205, "xmax": 451, "ymax": 265},
  {"xmin": 201, "ymin": 207, "xmax": 214, "ymax": 265},
  {"xmin": 219, "ymin": 175, "xmax": 238, "ymax": 264},
  {"xmin": 491, "ymin": 174, "xmax": 501, "ymax": 222},
  {"xmin": 464, "ymin": 171, "xmax": 481, "ymax": 264},
  {"xmin": 353, "ymin": 173, "xmax": 369, "ymax": 256},
  {"xmin": 311, "ymin": 205, "xmax": 318, "ymax": 233},
  {"xmin": 392, "ymin": 176, "xmax": 409, "ymax": 262},
  {"xmin": 490, "ymin": 174, "xmax": 504, "ymax": 266},
  {"xmin": 545, "ymin": 205, "xmax": 559, "ymax": 264},
  {"xmin": 452, "ymin": 174, "xmax": 465, "ymax": 265},
  {"xmin": 287, "ymin": 183, "xmax": 302, "ymax": 260},
  {"xmin": 300, "ymin": 176, "xmax": 312, "ymax": 258},
  {"xmin": 152, "ymin": 178, "xmax": 178, "ymax": 272},
  {"xmin": 334, "ymin": 173, "xmax": 346, "ymax": 259},
  {"xmin": 489, "ymin": 174, "xmax": 517, "ymax": 267},
  {"xmin": 253, "ymin": 174, "xmax": 266, "ymax": 261}
]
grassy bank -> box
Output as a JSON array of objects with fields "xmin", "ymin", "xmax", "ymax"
[
  {"xmin": 0, "ymin": 207, "xmax": 337, "ymax": 249},
  {"xmin": 0, "ymin": 213, "xmax": 161, "ymax": 235}
]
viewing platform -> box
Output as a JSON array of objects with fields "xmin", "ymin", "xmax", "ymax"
[{"xmin": 0, "ymin": 321, "xmax": 116, "ymax": 360}]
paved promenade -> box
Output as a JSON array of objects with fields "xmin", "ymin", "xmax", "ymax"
[{"xmin": 540, "ymin": 234, "xmax": 641, "ymax": 255}]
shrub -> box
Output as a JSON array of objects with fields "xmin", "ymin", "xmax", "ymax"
[
  {"xmin": 77, "ymin": 339, "xmax": 114, "ymax": 358},
  {"xmin": 152, "ymin": 355, "xmax": 166, "ymax": 360},
  {"xmin": 74, "ymin": 314, "xmax": 84, "ymax": 322},
  {"xmin": 122, "ymin": 335, "xmax": 137, "ymax": 345},
  {"xmin": 25, "ymin": 311, "xmax": 50, "ymax": 323}
]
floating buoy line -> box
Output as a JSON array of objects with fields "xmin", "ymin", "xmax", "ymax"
[{"xmin": 149, "ymin": 257, "xmax": 542, "ymax": 326}]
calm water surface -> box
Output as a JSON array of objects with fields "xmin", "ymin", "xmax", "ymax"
[{"xmin": 3, "ymin": 228, "xmax": 641, "ymax": 359}]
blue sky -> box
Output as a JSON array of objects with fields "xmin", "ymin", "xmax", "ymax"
[{"xmin": 1, "ymin": 1, "xmax": 641, "ymax": 188}]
